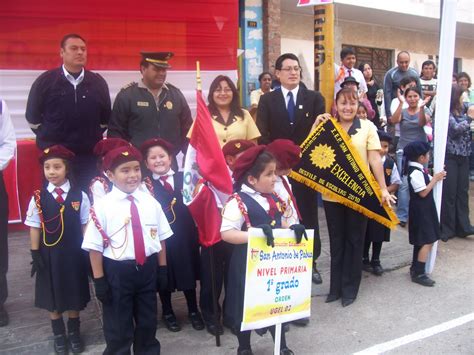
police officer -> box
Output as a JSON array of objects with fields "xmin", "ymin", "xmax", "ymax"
[
  {"xmin": 25, "ymin": 33, "xmax": 111, "ymax": 191},
  {"xmin": 108, "ymin": 52, "xmax": 193, "ymax": 157}
]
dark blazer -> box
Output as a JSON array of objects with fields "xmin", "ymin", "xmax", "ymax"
[{"xmin": 256, "ymin": 85, "xmax": 325, "ymax": 145}]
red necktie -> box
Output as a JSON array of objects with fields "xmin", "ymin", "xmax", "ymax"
[
  {"xmin": 348, "ymin": 69, "xmax": 352, "ymax": 77},
  {"xmin": 159, "ymin": 176, "xmax": 174, "ymax": 193},
  {"xmin": 127, "ymin": 195, "xmax": 146, "ymax": 265},
  {"xmin": 54, "ymin": 187, "xmax": 65, "ymax": 204},
  {"xmin": 281, "ymin": 178, "xmax": 302, "ymax": 221},
  {"xmin": 261, "ymin": 193, "xmax": 279, "ymax": 220}
]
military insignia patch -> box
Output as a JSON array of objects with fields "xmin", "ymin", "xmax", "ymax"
[
  {"xmin": 137, "ymin": 101, "xmax": 149, "ymax": 107},
  {"xmin": 71, "ymin": 201, "xmax": 80, "ymax": 211},
  {"xmin": 165, "ymin": 101, "xmax": 173, "ymax": 110},
  {"xmin": 150, "ymin": 227, "xmax": 158, "ymax": 238}
]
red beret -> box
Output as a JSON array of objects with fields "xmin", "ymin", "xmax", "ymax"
[
  {"xmin": 93, "ymin": 138, "xmax": 130, "ymax": 157},
  {"xmin": 39, "ymin": 145, "xmax": 75, "ymax": 163},
  {"xmin": 139, "ymin": 138, "xmax": 174, "ymax": 156},
  {"xmin": 266, "ymin": 139, "xmax": 301, "ymax": 169},
  {"xmin": 232, "ymin": 145, "xmax": 267, "ymax": 182},
  {"xmin": 222, "ymin": 139, "xmax": 256, "ymax": 157},
  {"xmin": 103, "ymin": 145, "xmax": 143, "ymax": 171}
]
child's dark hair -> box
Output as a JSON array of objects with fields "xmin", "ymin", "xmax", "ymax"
[
  {"xmin": 143, "ymin": 144, "xmax": 172, "ymax": 160},
  {"xmin": 404, "ymin": 86, "xmax": 421, "ymax": 98},
  {"xmin": 400, "ymin": 76, "xmax": 417, "ymax": 88},
  {"xmin": 358, "ymin": 101, "xmax": 369, "ymax": 115},
  {"xmin": 402, "ymin": 141, "xmax": 430, "ymax": 176},
  {"xmin": 234, "ymin": 151, "xmax": 276, "ymax": 191}
]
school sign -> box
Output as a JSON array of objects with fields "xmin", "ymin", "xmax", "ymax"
[{"xmin": 241, "ymin": 228, "xmax": 314, "ymax": 331}]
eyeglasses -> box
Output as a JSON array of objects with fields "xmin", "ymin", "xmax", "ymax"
[
  {"xmin": 279, "ymin": 66, "xmax": 301, "ymax": 73},
  {"xmin": 215, "ymin": 88, "xmax": 232, "ymax": 93}
]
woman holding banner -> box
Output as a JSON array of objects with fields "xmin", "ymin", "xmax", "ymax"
[{"xmin": 313, "ymin": 87, "xmax": 395, "ymax": 307}]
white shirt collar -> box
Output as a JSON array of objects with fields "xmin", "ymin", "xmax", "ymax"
[
  {"xmin": 152, "ymin": 169, "xmax": 175, "ymax": 180},
  {"xmin": 47, "ymin": 180, "xmax": 71, "ymax": 193},
  {"xmin": 280, "ymin": 85, "xmax": 299, "ymax": 102},
  {"xmin": 381, "ymin": 155, "xmax": 386, "ymax": 163},
  {"xmin": 408, "ymin": 161, "xmax": 424, "ymax": 169},
  {"xmin": 241, "ymin": 184, "xmax": 260, "ymax": 196},
  {"xmin": 109, "ymin": 185, "xmax": 143, "ymax": 201},
  {"xmin": 62, "ymin": 65, "xmax": 84, "ymax": 87}
]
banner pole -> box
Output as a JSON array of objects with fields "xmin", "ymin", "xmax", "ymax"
[
  {"xmin": 426, "ymin": 0, "xmax": 457, "ymax": 274},
  {"xmin": 273, "ymin": 323, "xmax": 282, "ymax": 355},
  {"xmin": 209, "ymin": 245, "xmax": 221, "ymax": 346}
]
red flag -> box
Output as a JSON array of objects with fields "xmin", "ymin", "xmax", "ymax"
[{"xmin": 183, "ymin": 90, "xmax": 233, "ymax": 247}]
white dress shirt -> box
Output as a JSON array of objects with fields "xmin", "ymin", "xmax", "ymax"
[
  {"xmin": 82, "ymin": 186, "xmax": 173, "ymax": 260},
  {"xmin": 25, "ymin": 180, "xmax": 91, "ymax": 228},
  {"xmin": 408, "ymin": 161, "xmax": 430, "ymax": 193},
  {"xmin": 62, "ymin": 65, "xmax": 85, "ymax": 88},
  {"xmin": 152, "ymin": 169, "xmax": 175, "ymax": 189},
  {"xmin": 221, "ymin": 184, "xmax": 277, "ymax": 232},
  {"xmin": 0, "ymin": 100, "xmax": 16, "ymax": 171},
  {"xmin": 280, "ymin": 86, "xmax": 300, "ymax": 110},
  {"xmin": 334, "ymin": 64, "xmax": 368, "ymax": 97}
]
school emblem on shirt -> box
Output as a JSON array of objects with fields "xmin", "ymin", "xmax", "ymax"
[
  {"xmin": 137, "ymin": 101, "xmax": 149, "ymax": 107},
  {"xmin": 165, "ymin": 101, "xmax": 173, "ymax": 110},
  {"xmin": 150, "ymin": 227, "xmax": 158, "ymax": 238},
  {"xmin": 385, "ymin": 168, "xmax": 392, "ymax": 176},
  {"xmin": 71, "ymin": 201, "xmax": 80, "ymax": 211}
]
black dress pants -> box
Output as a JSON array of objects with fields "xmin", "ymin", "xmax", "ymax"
[
  {"xmin": 71, "ymin": 154, "xmax": 98, "ymax": 193},
  {"xmin": 199, "ymin": 241, "xmax": 233, "ymax": 323},
  {"xmin": 102, "ymin": 256, "xmax": 160, "ymax": 355},
  {"xmin": 441, "ymin": 154, "xmax": 472, "ymax": 238},
  {"xmin": 324, "ymin": 201, "xmax": 368, "ymax": 300},
  {"xmin": 0, "ymin": 172, "xmax": 8, "ymax": 307},
  {"xmin": 290, "ymin": 178, "xmax": 321, "ymax": 260}
]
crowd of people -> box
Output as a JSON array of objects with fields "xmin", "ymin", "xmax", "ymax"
[{"xmin": 0, "ymin": 33, "xmax": 473, "ymax": 355}]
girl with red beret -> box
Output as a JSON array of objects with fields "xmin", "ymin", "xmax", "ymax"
[{"xmin": 25, "ymin": 145, "xmax": 91, "ymax": 354}]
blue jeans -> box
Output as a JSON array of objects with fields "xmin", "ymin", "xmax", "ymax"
[{"xmin": 396, "ymin": 150, "xmax": 409, "ymax": 223}]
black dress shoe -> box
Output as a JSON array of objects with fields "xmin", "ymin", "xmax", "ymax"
[
  {"xmin": 68, "ymin": 331, "xmax": 84, "ymax": 353},
  {"xmin": 312, "ymin": 268, "xmax": 323, "ymax": 284},
  {"xmin": 163, "ymin": 313, "xmax": 181, "ymax": 332},
  {"xmin": 341, "ymin": 298, "xmax": 355, "ymax": 307},
  {"xmin": 372, "ymin": 264, "xmax": 384, "ymax": 276},
  {"xmin": 237, "ymin": 348, "xmax": 253, "ymax": 355},
  {"xmin": 0, "ymin": 307, "xmax": 9, "ymax": 327},
  {"xmin": 280, "ymin": 347, "xmax": 295, "ymax": 355},
  {"xmin": 188, "ymin": 312, "xmax": 205, "ymax": 330},
  {"xmin": 292, "ymin": 317, "xmax": 309, "ymax": 326},
  {"xmin": 325, "ymin": 294, "xmax": 340, "ymax": 303},
  {"xmin": 362, "ymin": 259, "xmax": 372, "ymax": 272},
  {"xmin": 53, "ymin": 334, "xmax": 68, "ymax": 354},
  {"xmin": 399, "ymin": 221, "xmax": 406, "ymax": 228},
  {"xmin": 411, "ymin": 274, "xmax": 435, "ymax": 287},
  {"xmin": 205, "ymin": 322, "xmax": 224, "ymax": 336},
  {"xmin": 440, "ymin": 234, "xmax": 450, "ymax": 242}
]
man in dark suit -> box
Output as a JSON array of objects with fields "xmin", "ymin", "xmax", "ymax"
[{"xmin": 257, "ymin": 53, "xmax": 325, "ymax": 290}]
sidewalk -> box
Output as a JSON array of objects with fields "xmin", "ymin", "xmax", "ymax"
[{"xmin": 0, "ymin": 207, "xmax": 413, "ymax": 354}]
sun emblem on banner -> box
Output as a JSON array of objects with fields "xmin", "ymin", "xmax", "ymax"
[{"xmin": 310, "ymin": 144, "xmax": 336, "ymax": 169}]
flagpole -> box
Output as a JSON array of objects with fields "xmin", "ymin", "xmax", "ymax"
[
  {"xmin": 196, "ymin": 60, "xmax": 221, "ymax": 346},
  {"xmin": 426, "ymin": 0, "xmax": 457, "ymax": 274}
]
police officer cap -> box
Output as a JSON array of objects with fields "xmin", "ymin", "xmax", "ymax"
[
  {"xmin": 232, "ymin": 145, "xmax": 267, "ymax": 182},
  {"xmin": 103, "ymin": 146, "xmax": 143, "ymax": 171},
  {"xmin": 377, "ymin": 130, "xmax": 392, "ymax": 143},
  {"xmin": 93, "ymin": 138, "xmax": 131, "ymax": 157},
  {"xmin": 140, "ymin": 138, "xmax": 174, "ymax": 156},
  {"xmin": 266, "ymin": 139, "xmax": 301, "ymax": 170},
  {"xmin": 140, "ymin": 52, "xmax": 174, "ymax": 69},
  {"xmin": 341, "ymin": 76, "xmax": 359, "ymax": 88},
  {"xmin": 222, "ymin": 139, "xmax": 256, "ymax": 157},
  {"xmin": 403, "ymin": 141, "xmax": 430, "ymax": 161},
  {"xmin": 39, "ymin": 145, "xmax": 75, "ymax": 163}
]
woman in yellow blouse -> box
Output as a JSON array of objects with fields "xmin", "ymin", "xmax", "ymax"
[
  {"xmin": 312, "ymin": 87, "xmax": 395, "ymax": 307},
  {"xmin": 190, "ymin": 75, "xmax": 260, "ymax": 147}
]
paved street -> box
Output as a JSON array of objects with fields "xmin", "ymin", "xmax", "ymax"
[{"xmin": 1, "ymin": 197, "xmax": 473, "ymax": 354}]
